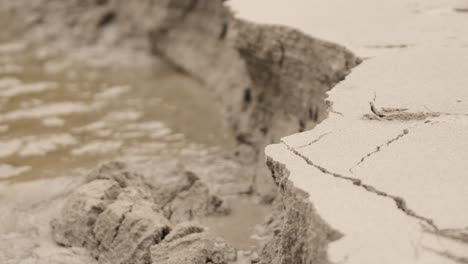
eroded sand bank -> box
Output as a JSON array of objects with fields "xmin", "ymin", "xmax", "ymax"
[
  {"xmin": 5, "ymin": 0, "xmax": 464, "ymax": 263},
  {"xmin": 234, "ymin": 0, "xmax": 468, "ymax": 263},
  {"xmin": 0, "ymin": 0, "xmax": 359, "ymax": 263}
]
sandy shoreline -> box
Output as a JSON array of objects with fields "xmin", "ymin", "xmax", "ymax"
[
  {"xmin": 0, "ymin": 0, "xmax": 359, "ymax": 263},
  {"xmin": 4, "ymin": 0, "xmax": 464, "ymax": 263}
]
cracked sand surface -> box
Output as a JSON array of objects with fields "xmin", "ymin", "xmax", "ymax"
[
  {"xmin": 282, "ymin": 48, "xmax": 468, "ymax": 230},
  {"xmin": 231, "ymin": 0, "xmax": 468, "ymax": 262},
  {"xmin": 266, "ymin": 143, "xmax": 468, "ymax": 264},
  {"xmin": 267, "ymin": 37, "xmax": 468, "ymax": 264}
]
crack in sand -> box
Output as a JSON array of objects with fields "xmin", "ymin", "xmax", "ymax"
[
  {"xmin": 427, "ymin": 228, "xmax": 468, "ymax": 245},
  {"xmin": 349, "ymin": 127, "xmax": 410, "ymax": 174},
  {"xmin": 281, "ymin": 140, "xmax": 439, "ymax": 231},
  {"xmin": 424, "ymin": 246, "xmax": 468, "ymax": 264},
  {"xmin": 366, "ymin": 101, "xmax": 468, "ymax": 122},
  {"xmin": 296, "ymin": 132, "xmax": 332, "ymax": 149}
]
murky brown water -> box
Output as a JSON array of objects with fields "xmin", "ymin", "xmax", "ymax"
[
  {"xmin": 0, "ymin": 42, "xmax": 232, "ymax": 182},
  {"xmin": 200, "ymin": 198, "xmax": 271, "ymax": 250},
  {"xmin": 0, "ymin": 38, "xmax": 269, "ymax": 250}
]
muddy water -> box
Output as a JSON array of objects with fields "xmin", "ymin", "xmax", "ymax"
[
  {"xmin": 0, "ymin": 45, "xmax": 231, "ymax": 182},
  {"xmin": 200, "ymin": 198, "xmax": 272, "ymax": 251},
  {"xmin": 0, "ymin": 39, "xmax": 268, "ymax": 250}
]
